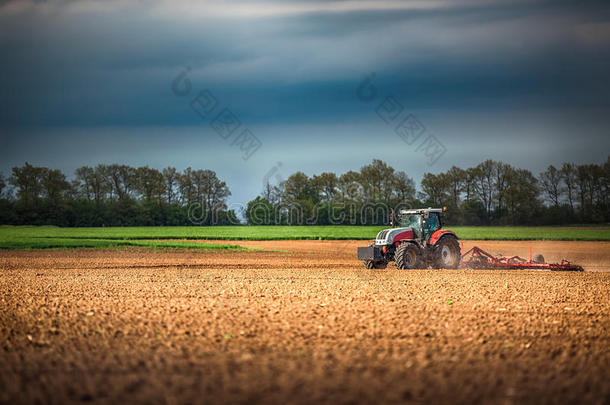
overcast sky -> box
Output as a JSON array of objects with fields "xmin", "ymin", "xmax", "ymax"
[{"xmin": 1, "ymin": 0, "xmax": 609, "ymax": 205}]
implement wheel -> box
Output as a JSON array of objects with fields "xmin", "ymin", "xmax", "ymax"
[
  {"xmin": 395, "ymin": 243, "xmax": 421, "ymax": 269},
  {"xmin": 434, "ymin": 236, "xmax": 461, "ymax": 269}
]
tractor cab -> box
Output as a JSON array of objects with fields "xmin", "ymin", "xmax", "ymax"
[{"xmin": 396, "ymin": 208, "xmax": 443, "ymax": 242}]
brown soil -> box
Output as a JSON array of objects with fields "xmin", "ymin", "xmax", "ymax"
[{"xmin": 1, "ymin": 241, "xmax": 609, "ymax": 404}]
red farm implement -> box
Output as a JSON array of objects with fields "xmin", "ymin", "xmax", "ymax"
[{"xmin": 460, "ymin": 246, "xmax": 584, "ymax": 272}]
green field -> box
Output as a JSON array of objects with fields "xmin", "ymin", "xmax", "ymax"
[
  {"xmin": 0, "ymin": 225, "xmax": 609, "ymax": 250},
  {"xmin": 0, "ymin": 226, "xmax": 257, "ymax": 250}
]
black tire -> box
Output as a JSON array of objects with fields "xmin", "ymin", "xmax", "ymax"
[
  {"xmin": 395, "ymin": 243, "xmax": 422, "ymax": 269},
  {"xmin": 434, "ymin": 236, "xmax": 461, "ymax": 269},
  {"xmin": 364, "ymin": 260, "xmax": 387, "ymax": 269},
  {"xmin": 374, "ymin": 261, "xmax": 388, "ymax": 269},
  {"xmin": 533, "ymin": 254, "xmax": 545, "ymax": 264}
]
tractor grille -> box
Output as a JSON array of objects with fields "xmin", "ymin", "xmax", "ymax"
[{"xmin": 376, "ymin": 230, "xmax": 389, "ymax": 241}]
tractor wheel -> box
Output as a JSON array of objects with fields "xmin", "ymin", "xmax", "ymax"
[
  {"xmin": 374, "ymin": 261, "xmax": 388, "ymax": 269},
  {"xmin": 395, "ymin": 243, "xmax": 421, "ymax": 269},
  {"xmin": 364, "ymin": 260, "xmax": 387, "ymax": 269},
  {"xmin": 434, "ymin": 236, "xmax": 461, "ymax": 269}
]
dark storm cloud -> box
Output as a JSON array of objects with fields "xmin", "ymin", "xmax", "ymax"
[
  {"xmin": 1, "ymin": 0, "xmax": 608, "ymax": 128},
  {"xmin": 0, "ymin": 0, "xmax": 609, "ymax": 204}
]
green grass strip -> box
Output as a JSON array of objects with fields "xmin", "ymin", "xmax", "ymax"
[
  {"xmin": 0, "ymin": 235, "xmax": 254, "ymax": 251},
  {"xmin": 0, "ymin": 225, "xmax": 608, "ymax": 250}
]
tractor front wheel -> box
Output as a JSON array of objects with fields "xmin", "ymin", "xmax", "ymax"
[
  {"xmin": 364, "ymin": 260, "xmax": 387, "ymax": 269},
  {"xmin": 434, "ymin": 236, "xmax": 461, "ymax": 269},
  {"xmin": 395, "ymin": 243, "xmax": 421, "ymax": 269}
]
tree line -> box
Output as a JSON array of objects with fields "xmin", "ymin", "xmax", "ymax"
[
  {"xmin": 0, "ymin": 157, "xmax": 608, "ymax": 226},
  {"xmin": 0, "ymin": 164, "xmax": 236, "ymax": 226},
  {"xmin": 245, "ymin": 158, "xmax": 610, "ymax": 226}
]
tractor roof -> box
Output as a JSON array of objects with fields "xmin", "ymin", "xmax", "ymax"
[{"xmin": 399, "ymin": 207, "xmax": 444, "ymax": 215}]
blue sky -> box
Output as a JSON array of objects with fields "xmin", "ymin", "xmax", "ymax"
[{"xmin": 1, "ymin": 0, "xmax": 609, "ymax": 205}]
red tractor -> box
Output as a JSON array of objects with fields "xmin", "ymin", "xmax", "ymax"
[{"xmin": 357, "ymin": 207, "xmax": 461, "ymax": 269}]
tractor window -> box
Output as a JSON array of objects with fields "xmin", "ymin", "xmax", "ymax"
[
  {"xmin": 423, "ymin": 213, "xmax": 440, "ymax": 239},
  {"xmin": 400, "ymin": 215, "xmax": 422, "ymax": 236}
]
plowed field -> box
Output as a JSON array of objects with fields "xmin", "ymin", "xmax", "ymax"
[{"xmin": 1, "ymin": 240, "xmax": 609, "ymax": 404}]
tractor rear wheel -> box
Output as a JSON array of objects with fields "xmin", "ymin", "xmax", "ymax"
[
  {"xmin": 395, "ymin": 243, "xmax": 421, "ymax": 269},
  {"xmin": 434, "ymin": 236, "xmax": 461, "ymax": 269}
]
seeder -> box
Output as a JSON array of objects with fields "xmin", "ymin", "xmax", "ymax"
[{"xmin": 460, "ymin": 246, "xmax": 584, "ymax": 271}]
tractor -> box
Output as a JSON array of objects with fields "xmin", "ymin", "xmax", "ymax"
[{"xmin": 357, "ymin": 207, "xmax": 461, "ymax": 269}]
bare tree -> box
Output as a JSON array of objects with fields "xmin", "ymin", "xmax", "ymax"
[
  {"xmin": 494, "ymin": 162, "xmax": 512, "ymax": 213},
  {"xmin": 178, "ymin": 167, "xmax": 231, "ymax": 223},
  {"xmin": 560, "ymin": 163, "xmax": 577, "ymax": 212},
  {"xmin": 104, "ymin": 164, "xmax": 136, "ymax": 201},
  {"xmin": 262, "ymin": 180, "xmax": 274, "ymax": 202},
  {"xmin": 178, "ymin": 167, "xmax": 196, "ymax": 204},
  {"xmin": 471, "ymin": 160, "xmax": 496, "ymax": 222},
  {"xmin": 503, "ymin": 169, "xmax": 539, "ymax": 225},
  {"xmin": 75, "ymin": 166, "xmax": 110, "ymax": 203},
  {"xmin": 162, "ymin": 167, "xmax": 179, "ymax": 204},
  {"xmin": 392, "ymin": 171, "xmax": 416, "ymax": 206},
  {"xmin": 539, "ymin": 165, "xmax": 563, "ymax": 207},
  {"xmin": 135, "ymin": 167, "xmax": 164, "ymax": 203},
  {"xmin": 446, "ymin": 166, "xmax": 465, "ymax": 208},
  {"xmin": 575, "ymin": 164, "xmax": 594, "ymax": 220},
  {"xmin": 463, "ymin": 167, "xmax": 477, "ymax": 201}
]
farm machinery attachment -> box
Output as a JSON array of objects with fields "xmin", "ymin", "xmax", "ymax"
[
  {"xmin": 357, "ymin": 207, "xmax": 584, "ymax": 271},
  {"xmin": 460, "ymin": 246, "xmax": 584, "ymax": 271}
]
